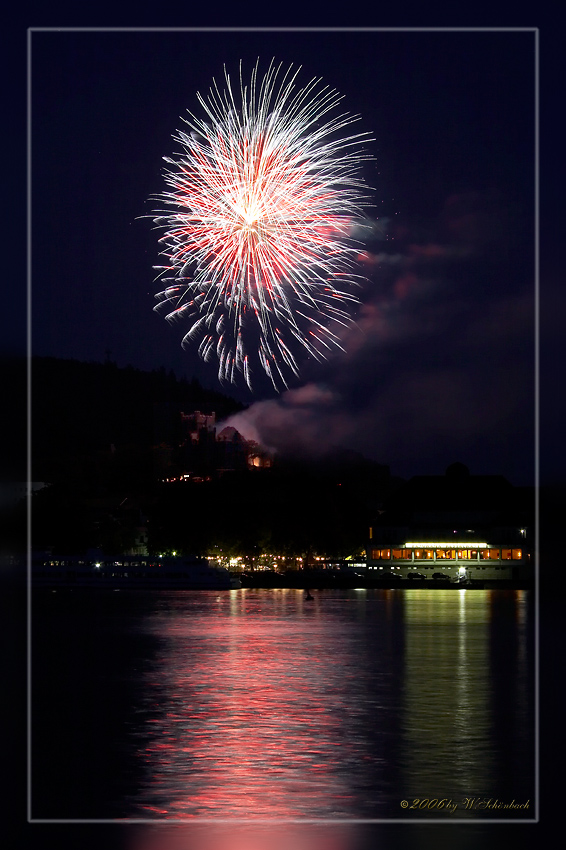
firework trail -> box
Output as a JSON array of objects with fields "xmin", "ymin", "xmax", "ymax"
[{"xmin": 150, "ymin": 60, "xmax": 373, "ymax": 391}]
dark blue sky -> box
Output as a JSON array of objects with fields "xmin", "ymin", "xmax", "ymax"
[{"xmin": 24, "ymin": 29, "xmax": 543, "ymax": 484}]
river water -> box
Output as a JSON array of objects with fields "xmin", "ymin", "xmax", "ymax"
[{"xmin": 31, "ymin": 587, "xmax": 535, "ymax": 823}]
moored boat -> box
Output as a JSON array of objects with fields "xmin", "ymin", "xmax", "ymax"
[{"xmin": 32, "ymin": 552, "xmax": 241, "ymax": 589}]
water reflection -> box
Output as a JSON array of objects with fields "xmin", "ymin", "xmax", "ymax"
[
  {"xmin": 487, "ymin": 590, "xmax": 535, "ymax": 799},
  {"xmin": 400, "ymin": 589, "xmax": 533, "ymax": 817},
  {"xmin": 128, "ymin": 821, "xmax": 529, "ymax": 850},
  {"xmin": 123, "ymin": 588, "xmax": 533, "ymax": 821},
  {"xmin": 130, "ymin": 823, "xmax": 362, "ymax": 850},
  {"xmin": 130, "ymin": 590, "xmax": 390, "ymax": 818},
  {"xmin": 400, "ymin": 590, "xmax": 493, "ymax": 807}
]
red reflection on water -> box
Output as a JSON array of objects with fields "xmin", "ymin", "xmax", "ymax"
[
  {"xmin": 132, "ymin": 592, "xmax": 362, "ymax": 818},
  {"xmin": 130, "ymin": 823, "xmax": 362, "ymax": 850}
]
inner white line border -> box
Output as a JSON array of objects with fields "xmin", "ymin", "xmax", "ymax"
[{"xmin": 26, "ymin": 24, "xmax": 540, "ymax": 827}]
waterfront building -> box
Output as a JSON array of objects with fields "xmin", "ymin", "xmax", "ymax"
[{"xmin": 367, "ymin": 464, "xmax": 534, "ymax": 583}]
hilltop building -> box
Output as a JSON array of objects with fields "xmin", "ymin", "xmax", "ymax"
[{"xmin": 155, "ymin": 408, "xmax": 272, "ymax": 481}]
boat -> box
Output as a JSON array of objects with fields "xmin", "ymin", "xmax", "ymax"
[{"xmin": 32, "ymin": 552, "xmax": 241, "ymax": 589}]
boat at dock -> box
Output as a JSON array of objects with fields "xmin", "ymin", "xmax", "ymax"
[{"xmin": 32, "ymin": 552, "xmax": 241, "ymax": 590}]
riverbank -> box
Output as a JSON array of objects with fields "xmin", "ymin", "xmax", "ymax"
[{"xmin": 236, "ymin": 570, "xmax": 533, "ymax": 591}]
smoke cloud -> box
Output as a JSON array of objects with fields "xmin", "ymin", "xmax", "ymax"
[{"xmin": 225, "ymin": 189, "xmax": 534, "ymax": 483}]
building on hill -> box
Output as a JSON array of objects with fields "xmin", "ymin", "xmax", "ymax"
[
  {"xmin": 216, "ymin": 425, "xmax": 249, "ymax": 473},
  {"xmin": 155, "ymin": 409, "xmax": 273, "ymax": 480},
  {"xmin": 366, "ymin": 463, "xmax": 534, "ymax": 584},
  {"xmin": 181, "ymin": 410, "xmax": 216, "ymax": 439}
]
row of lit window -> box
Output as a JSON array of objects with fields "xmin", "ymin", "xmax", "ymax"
[
  {"xmin": 37, "ymin": 571, "xmax": 196, "ymax": 579},
  {"xmin": 46, "ymin": 560, "xmax": 87, "ymax": 566},
  {"xmin": 370, "ymin": 548, "xmax": 523, "ymax": 561},
  {"xmin": 368, "ymin": 565, "xmax": 512, "ymax": 571},
  {"xmin": 44, "ymin": 560, "xmax": 163, "ymax": 568}
]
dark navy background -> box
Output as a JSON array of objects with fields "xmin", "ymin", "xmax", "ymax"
[{"xmin": 4, "ymin": 6, "xmax": 564, "ymax": 850}]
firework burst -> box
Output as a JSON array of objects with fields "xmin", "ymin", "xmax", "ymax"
[{"xmin": 150, "ymin": 60, "xmax": 373, "ymax": 390}]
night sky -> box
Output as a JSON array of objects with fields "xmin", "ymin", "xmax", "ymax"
[{"xmin": 27, "ymin": 29, "xmax": 540, "ymax": 484}]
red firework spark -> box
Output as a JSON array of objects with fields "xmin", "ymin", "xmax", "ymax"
[{"xmin": 150, "ymin": 59, "xmax": 373, "ymax": 391}]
